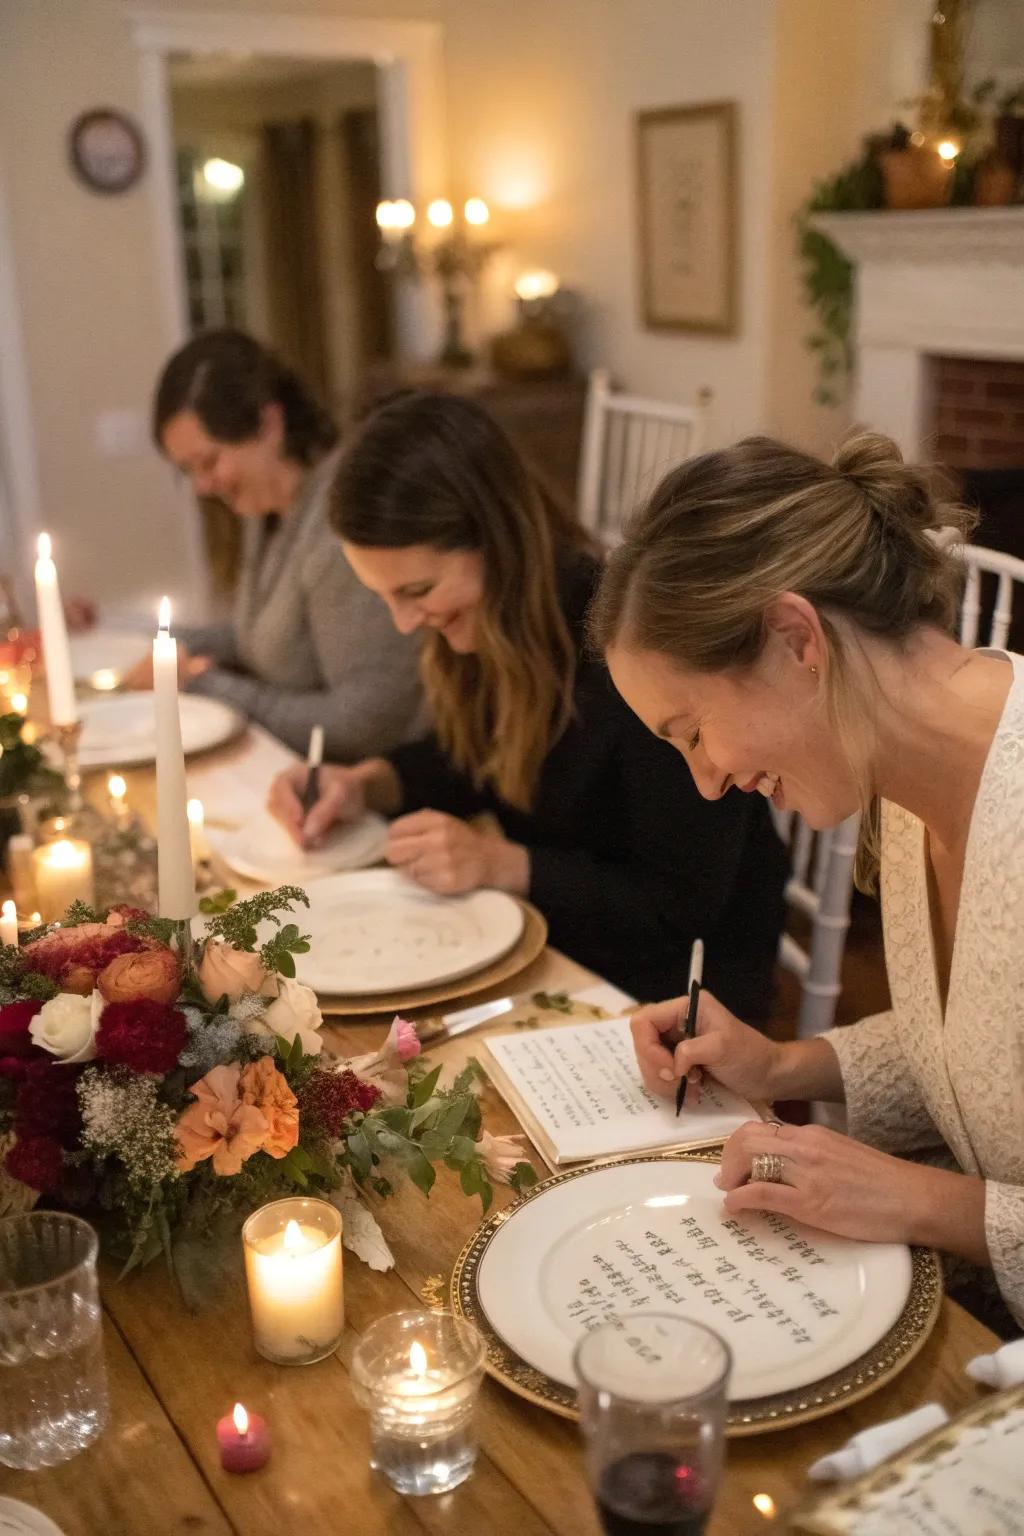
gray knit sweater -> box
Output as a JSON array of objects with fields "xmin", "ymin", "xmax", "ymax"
[{"xmin": 181, "ymin": 448, "xmax": 427, "ymax": 759}]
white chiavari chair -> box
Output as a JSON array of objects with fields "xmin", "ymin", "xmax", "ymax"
[
  {"xmin": 772, "ymin": 808, "xmax": 861, "ymax": 1041},
  {"xmin": 577, "ymin": 368, "xmax": 709, "ymax": 545},
  {"xmin": 958, "ymin": 543, "xmax": 1024, "ymax": 649}
]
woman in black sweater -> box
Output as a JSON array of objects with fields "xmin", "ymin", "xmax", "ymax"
[{"xmin": 268, "ymin": 392, "xmax": 786, "ymax": 1013}]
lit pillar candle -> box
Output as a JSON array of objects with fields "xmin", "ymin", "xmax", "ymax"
[
  {"xmin": 31, "ymin": 837, "xmax": 95, "ymax": 923},
  {"xmin": 242, "ymin": 1200, "xmax": 344, "ymax": 1365},
  {"xmin": 153, "ymin": 597, "xmax": 196, "ymax": 919},
  {"xmin": 33, "ymin": 533, "xmax": 78, "ymax": 727},
  {"xmin": 216, "ymin": 1402, "xmax": 271, "ymax": 1473},
  {"xmin": 0, "ymin": 900, "xmax": 18, "ymax": 948}
]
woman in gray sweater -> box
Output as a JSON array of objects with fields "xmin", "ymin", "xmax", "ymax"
[{"xmin": 133, "ymin": 330, "xmax": 425, "ymax": 759}]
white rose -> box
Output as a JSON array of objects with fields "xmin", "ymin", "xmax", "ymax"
[
  {"xmin": 29, "ymin": 990, "xmax": 102, "ymax": 1064},
  {"xmin": 254, "ymin": 976, "xmax": 323, "ymax": 1057}
]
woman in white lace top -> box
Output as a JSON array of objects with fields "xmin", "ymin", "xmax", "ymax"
[{"xmin": 591, "ymin": 430, "xmax": 1024, "ymax": 1333}]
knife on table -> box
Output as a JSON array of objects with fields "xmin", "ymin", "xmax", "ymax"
[{"xmin": 416, "ymin": 982, "xmax": 638, "ymax": 1044}]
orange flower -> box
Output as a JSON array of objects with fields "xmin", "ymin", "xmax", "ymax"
[
  {"xmin": 175, "ymin": 1064, "xmax": 268, "ymax": 1176},
  {"xmin": 98, "ymin": 946, "xmax": 180, "ymax": 1005},
  {"xmin": 239, "ymin": 1055, "xmax": 299, "ymax": 1160}
]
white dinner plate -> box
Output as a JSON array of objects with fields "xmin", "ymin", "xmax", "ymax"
[
  {"xmin": 0, "ymin": 1500, "xmax": 67, "ymax": 1536},
  {"xmin": 288, "ymin": 869, "xmax": 525, "ymax": 995},
  {"xmin": 69, "ymin": 628, "xmax": 150, "ymax": 687},
  {"xmin": 207, "ymin": 809, "xmax": 389, "ymax": 884},
  {"xmin": 476, "ymin": 1158, "xmax": 912, "ymax": 1402},
  {"xmin": 78, "ymin": 692, "xmax": 243, "ymax": 768}
]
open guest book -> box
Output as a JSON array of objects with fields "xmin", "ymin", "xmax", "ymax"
[{"xmin": 482, "ymin": 1015, "xmax": 760, "ymax": 1166}]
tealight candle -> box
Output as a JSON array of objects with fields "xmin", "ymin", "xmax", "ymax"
[
  {"xmin": 0, "ymin": 900, "xmax": 18, "ymax": 948},
  {"xmin": 351, "ymin": 1309, "xmax": 486, "ymax": 1496},
  {"xmin": 242, "ymin": 1198, "xmax": 344, "ymax": 1365},
  {"xmin": 31, "ymin": 837, "xmax": 95, "ymax": 923},
  {"xmin": 216, "ymin": 1402, "xmax": 271, "ymax": 1473}
]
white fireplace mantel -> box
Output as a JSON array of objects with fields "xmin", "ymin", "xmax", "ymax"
[{"xmin": 808, "ymin": 207, "xmax": 1024, "ymax": 456}]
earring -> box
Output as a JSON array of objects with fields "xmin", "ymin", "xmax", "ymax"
[{"xmin": 809, "ymin": 665, "xmax": 818, "ymax": 676}]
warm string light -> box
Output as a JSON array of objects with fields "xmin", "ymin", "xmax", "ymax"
[
  {"xmin": 427, "ymin": 198, "xmax": 454, "ymax": 229},
  {"xmin": 463, "ymin": 196, "xmax": 490, "ymax": 226}
]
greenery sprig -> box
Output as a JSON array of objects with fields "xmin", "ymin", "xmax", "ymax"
[{"xmin": 200, "ymin": 886, "xmax": 312, "ymax": 978}]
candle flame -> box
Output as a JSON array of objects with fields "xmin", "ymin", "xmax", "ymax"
[
  {"xmin": 232, "ymin": 1402, "xmax": 249, "ymax": 1436},
  {"xmin": 409, "ymin": 1341, "xmax": 428, "ymax": 1378},
  {"xmin": 10, "ymin": 692, "xmax": 27, "ymax": 715},
  {"xmin": 753, "ymin": 1493, "xmax": 776, "ymax": 1518},
  {"xmin": 158, "ymin": 595, "xmax": 171, "ymax": 633},
  {"xmin": 91, "ymin": 668, "xmax": 119, "ymax": 692},
  {"xmin": 37, "ymin": 532, "xmax": 52, "ymax": 562},
  {"xmin": 46, "ymin": 839, "xmax": 83, "ymax": 870},
  {"xmin": 187, "ymin": 798, "xmax": 204, "ymax": 828},
  {"xmin": 283, "ymin": 1219, "xmax": 304, "ymax": 1254},
  {"xmin": 108, "ymin": 774, "xmax": 127, "ymax": 802}
]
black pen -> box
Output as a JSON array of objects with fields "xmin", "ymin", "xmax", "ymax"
[
  {"xmin": 675, "ymin": 938, "xmax": 704, "ymax": 1118},
  {"xmin": 301, "ymin": 724, "xmax": 324, "ymax": 818}
]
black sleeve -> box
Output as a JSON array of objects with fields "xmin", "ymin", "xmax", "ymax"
[
  {"xmin": 527, "ymin": 689, "xmax": 782, "ymax": 1006},
  {"xmin": 387, "ymin": 735, "xmax": 491, "ymax": 819}
]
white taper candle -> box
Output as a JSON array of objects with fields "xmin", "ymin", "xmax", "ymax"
[
  {"xmin": 153, "ymin": 596, "xmax": 196, "ymax": 919},
  {"xmin": 33, "ymin": 533, "xmax": 78, "ymax": 726}
]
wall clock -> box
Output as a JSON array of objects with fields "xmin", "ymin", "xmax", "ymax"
[{"xmin": 69, "ymin": 109, "xmax": 146, "ymax": 195}]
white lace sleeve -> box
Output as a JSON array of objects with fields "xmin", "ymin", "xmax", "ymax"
[
  {"xmin": 822, "ymin": 1012, "xmax": 946, "ymax": 1155},
  {"xmin": 986, "ymin": 1181, "xmax": 1024, "ymax": 1329}
]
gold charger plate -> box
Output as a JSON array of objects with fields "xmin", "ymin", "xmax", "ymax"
[
  {"xmin": 318, "ymin": 898, "xmax": 548, "ymax": 1017},
  {"xmin": 450, "ymin": 1150, "xmax": 943, "ymax": 1437}
]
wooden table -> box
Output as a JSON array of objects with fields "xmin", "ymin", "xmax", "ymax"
[{"xmin": 0, "ymin": 746, "xmax": 1000, "ymax": 1534}]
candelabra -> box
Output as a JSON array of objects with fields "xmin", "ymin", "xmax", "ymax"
[{"xmin": 375, "ymin": 196, "xmax": 497, "ymax": 369}]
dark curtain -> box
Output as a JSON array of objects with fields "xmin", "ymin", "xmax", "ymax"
[{"xmin": 260, "ymin": 118, "xmax": 330, "ymax": 404}]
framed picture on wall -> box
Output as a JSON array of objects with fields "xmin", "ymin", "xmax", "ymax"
[{"xmin": 635, "ymin": 101, "xmax": 737, "ymax": 335}]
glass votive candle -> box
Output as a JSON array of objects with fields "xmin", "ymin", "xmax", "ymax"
[
  {"xmin": 241, "ymin": 1198, "xmax": 344, "ymax": 1365},
  {"xmin": 351, "ymin": 1309, "xmax": 486, "ymax": 1496},
  {"xmin": 31, "ymin": 836, "xmax": 95, "ymax": 923}
]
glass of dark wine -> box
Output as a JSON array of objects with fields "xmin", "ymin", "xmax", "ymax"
[{"xmin": 574, "ymin": 1314, "xmax": 732, "ymax": 1536}]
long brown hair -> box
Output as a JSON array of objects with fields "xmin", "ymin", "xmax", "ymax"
[
  {"xmin": 331, "ymin": 392, "xmax": 587, "ymax": 810},
  {"xmin": 589, "ymin": 431, "xmax": 977, "ymax": 885}
]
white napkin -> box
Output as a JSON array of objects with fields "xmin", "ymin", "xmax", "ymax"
[
  {"xmin": 806, "ymin": 1403, "xmax": 949, "ymax": 1482},
  {"xmin": 966, "ymin": 1335, "xmax": 1024, "ymax": 1388}
]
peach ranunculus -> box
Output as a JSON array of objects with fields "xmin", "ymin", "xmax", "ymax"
[
  {"xmin": 239, "ymin": 1055, "xmax": 299, "ymax": 1160},
  {"xmin": 197, "ymin": 941, "xmax": 269, "ymax": 1007},
  {"xmin": 98, "ymin": 946, "xmax": 181, "ymax": 1005},
  {"xmin": 175, "ymin": 1063, "xmax": 268, "ymax": 1176}
]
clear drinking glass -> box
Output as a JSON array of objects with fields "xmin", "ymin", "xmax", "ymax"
[
  {"xmin": 351, "ymin": 1309, "xmax": 486, "ymax": 1496},
  {"xmin": 574, "ymin": 1314, "xmax": 732, "ymax": 1536},
  {"xmin": 0, "ymin": 1211, "xmax": 109, "ymax": 1470}
]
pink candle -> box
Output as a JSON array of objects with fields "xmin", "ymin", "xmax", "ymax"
[{"xmin": 217, "ymin": 1402, "xmax": 271, "ymax": 1473}]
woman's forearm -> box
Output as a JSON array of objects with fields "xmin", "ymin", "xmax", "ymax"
[
  {"xmin": 908, "ymin": 1165, "xmax": 989, "ymax": 1263},
  {"xmin": 767, "ymin": 1037, "xmax": 846, "ymax": 1104}
]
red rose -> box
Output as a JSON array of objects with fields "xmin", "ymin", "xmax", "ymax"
[
  {"xmin": 0, "ymin": 1000, "xmax": 43, "ymax": 1058},
  {"xmin": 6, "ymin": 1134, "xmax": 64, "ymax": 1193},
  {"xmin": 14, "ymin": 1058, "xmax": 83, "ymax": 1145},
  {"xmin": 96, "ymin": 1000, "xmax": 188, "ymax": 1075}
]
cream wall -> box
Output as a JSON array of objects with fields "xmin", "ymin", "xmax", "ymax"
[{"xmin": 2, "ymin": 0, "xmax": 1002, "ymax": 617}]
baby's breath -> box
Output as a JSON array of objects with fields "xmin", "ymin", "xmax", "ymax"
[{"xmin": 78, "ymin": 1068, "xmax": 180, "ymax": 1192}]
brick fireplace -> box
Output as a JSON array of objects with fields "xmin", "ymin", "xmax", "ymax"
[{"xmin": 931, "ymin": 355, "xmax": 1024, "ymax": 473}]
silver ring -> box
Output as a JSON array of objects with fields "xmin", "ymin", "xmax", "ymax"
[
  {"xmin": 751, "ymin": 1152, "xmax": 787, "ymax": 1184},
  {"xmin": 767, "ymin": 1120, "xmax": 783, "ymax": 1137}
]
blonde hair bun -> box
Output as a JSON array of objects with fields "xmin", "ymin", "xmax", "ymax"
[{"xmin": 832, "ymin": 430, "xmax": 963, "ymax": 538}]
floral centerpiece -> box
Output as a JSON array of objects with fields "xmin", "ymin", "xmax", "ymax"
[{"xmin": 0, "ymin": 887, "xmax": 535, "ymax": 1286}]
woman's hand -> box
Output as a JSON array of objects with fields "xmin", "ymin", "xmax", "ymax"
[
  {"xmin": 631, "ymin": 990, "xmax": 782, "ymax": 1103},
  {"xmin": 385, "ymin": 810, "xmax": 528, "ymax": 896},
  {"xmin": 267, "ymin": 763, "xmax": 367, "ymax": 849},
  {"xmin": 715, "ymin": 1120, "xmax": 941, "ymax": 1246},
  {"xmin": 122, "ymin": 647, "xmax": 212, "ymax": 692}
]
